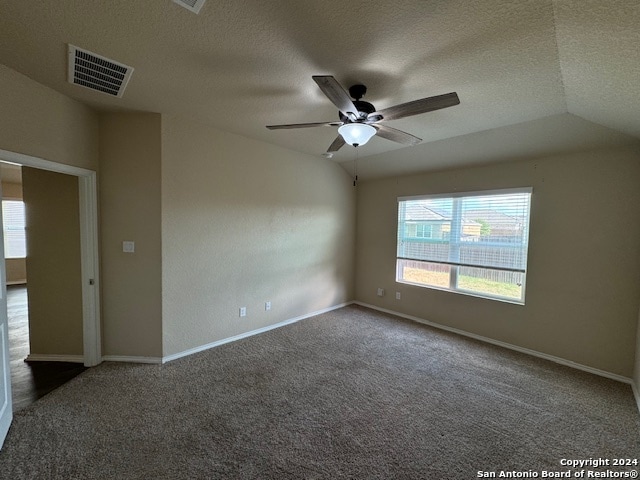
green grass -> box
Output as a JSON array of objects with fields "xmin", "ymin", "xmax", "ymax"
[{"xmin": 402, "ymin": 267, "xmax": 521, "ymax": 299}]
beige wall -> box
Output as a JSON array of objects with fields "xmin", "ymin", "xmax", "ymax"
[
  {"xmin": 5, "ymin": 259, "xmax": 26, "ymax": 285},
  {"xmin": 0, "ymin": 64, "xmax": 98, "ymax": 171},
  {"xmin": 2, "ymin": 181, "xmax": 22, "ymax": 200},
  {"xmin": 22, "ymin": 167, "xmax": 83, "ymax": 356},
  {"xmin": 161, "ymin": 115, "xmax": 356, "ymax": 356},
  {"xmin": 356, "ymin": 145, "xmax": 640, "ymax": 378},
  {"xmin": 0, "ymin": 63, "xmax": 97, "ymax": 357},
  {"xmin": 99, "ymin": 113, "xmax": 163, "ymax": 358}
]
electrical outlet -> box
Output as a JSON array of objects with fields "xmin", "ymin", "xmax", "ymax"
[
  {"xmin": 396, "ymin": 292, "xmax": 401, "ymax": 300},
  {"xmin": 239, "ymin": 307, "xmax": 247, "ymax": 317},
  {"xmin": 265, "ymin": 301, "xmax": 271, "ymax": 311},
  {"xmin": 377, "ymin": 288, "xmax": 384, "ymax": 297}
]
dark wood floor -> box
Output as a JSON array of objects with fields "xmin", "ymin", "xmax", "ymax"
[{"xmin": 7, "ymin": 285, "xmax": 87, "ymax": 411}]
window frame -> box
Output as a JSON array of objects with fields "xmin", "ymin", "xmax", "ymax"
[{"xmin": 396, "ymin": 187, "xmax": 533, "ymax": 305}]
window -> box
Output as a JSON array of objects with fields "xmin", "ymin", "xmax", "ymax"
[
  {"xmin": 396, "ymin": 188, "xmax": 532, "ymax": 304},
  {"xmin": 2, "ymin": 200, "xmax": 26, "ymax": 259}
]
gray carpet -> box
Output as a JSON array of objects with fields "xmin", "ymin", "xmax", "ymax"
[{"xmin": 1, "ymin": 305, "xmax": 639, "ymax": 479}]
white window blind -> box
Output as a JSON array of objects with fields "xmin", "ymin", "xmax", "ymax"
[
  {"xmin": 396, "ymin": 188, "xmax": 532, "ymax": 303},
  {"xmin": 2, "ymin": 200, "xmax": 26, "ymax": 259}
]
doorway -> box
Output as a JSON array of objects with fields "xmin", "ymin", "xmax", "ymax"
[
  {"xmin": 0, "ymin": 149, "xmax": 100, "ymax": 360},
  {"xmin": 1, "ymin": 162, "xmax": 92, "ymax": 410}
]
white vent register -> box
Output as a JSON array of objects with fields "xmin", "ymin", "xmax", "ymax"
[
  {"xmin": 172, "ymin": 0, "xmax": 206, "ymax": 14},
  {"xmin": 67, "ymin": 45, "xmax": 134, "ymax": 97}
]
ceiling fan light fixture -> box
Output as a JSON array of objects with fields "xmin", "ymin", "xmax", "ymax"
[{"xmin": 338, "ymin": 123, "xmax": 376, "ymax": 147}]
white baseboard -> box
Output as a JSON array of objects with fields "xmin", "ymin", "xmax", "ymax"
[
  {"xmin": 102, "ymin": 355, "xmax": 162, "ymax": 364},
  {"xmin": 355, "ymin": 302, "xmax": 633, "ymax": 385},
  {"xmin": 26, "ymin": 354, "xmax": 84, "ymax": 363},
  {"xmin": 162, "ymin": 302, "xmax": 353, "ymax": 364}
]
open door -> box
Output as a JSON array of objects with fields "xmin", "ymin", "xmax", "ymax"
[{"xmin": 0, "ymin": 179, "xmax": 12, "ymax": 448}]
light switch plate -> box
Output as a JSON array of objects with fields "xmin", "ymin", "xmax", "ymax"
[{"xmin": 122, "ymin": 241, "xmax": 135, "ymax": 253}]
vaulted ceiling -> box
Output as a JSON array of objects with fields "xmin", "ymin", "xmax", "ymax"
[{"xmin": 0, "ymin": 0, "xmax": 638, "ymax": 179}]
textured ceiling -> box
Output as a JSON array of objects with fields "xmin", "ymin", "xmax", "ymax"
[{"xmin": 0, "ymin": 0, "xmax": 638, "ymax": 179}]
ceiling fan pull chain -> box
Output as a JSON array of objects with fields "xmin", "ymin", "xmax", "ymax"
[{"xmin": 353, "ymin": 147, "xmax": 359, "ymax": 187}]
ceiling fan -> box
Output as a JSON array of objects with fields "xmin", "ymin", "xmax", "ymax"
[{"xmin": 267, "ymin": 75, "xmax": 460, "ymax": 154}]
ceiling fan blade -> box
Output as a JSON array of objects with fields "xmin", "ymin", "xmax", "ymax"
[
  {"xmin": 312, "ymin": 75, "xmax": 360, "ymax": 120},
  {"xmin": 327, "ymin": 135, "xmax": 346, "ymax": 152},
  {"xmin": 374, "ymin": 124, "xmax": 422, "ymax": 146},
  {"xmin": 376, "ymin": 92, "xmax": 460, "ymax": 121},
  {"xmin": 266, "ymin": 121, "xmax": 342, "ymax": 130}
]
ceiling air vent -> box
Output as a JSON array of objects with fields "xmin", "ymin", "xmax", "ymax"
[
  {"xmin": 67, "ymin": 45, "xmax": 134, "ymax": 98},
  {"xmin": 172, "ymin": 0, "xmax": 206, "ymax": 14}
]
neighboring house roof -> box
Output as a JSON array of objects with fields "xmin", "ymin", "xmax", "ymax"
[
  {"xmin": 464, "ymin": 209, "xmax": 523, "ymax": 230},
  {"xmin": 404, "ymin": 205, "xmax": 449, "ymax": 222},
  {"xmin": 404, "ymin": 204, "xmax": 480, "ymax": 226}
]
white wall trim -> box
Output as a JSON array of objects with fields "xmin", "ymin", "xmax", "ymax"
[
  {"xmin": 26, "ymin": 354, "xmax": 85, "ymax": 363},
  {"xmin": 162, "ymin": 302, "xmax": 352, "ymax": 364},
  {"xmin": 0, "ymin": 323, "xmax": 13, "ymax": 448},
  {"xmin": 78, "ymin": 172, "xmax": 101, "ymax": 367},
  {"xmin": 102, "ymin": 355, "xmax": 163, "ymax": 364},
  {"xmin": 355, "ymin": 302, "xmax": 633, "ymax": 385},
  {"xmin": 0, "ymin": 150, "xmax": 95, "ymax": 177}
]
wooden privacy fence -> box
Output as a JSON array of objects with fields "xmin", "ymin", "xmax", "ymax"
[{"xmin": 398, "ymin": 241, "xmax": 525, "ymax": 285}]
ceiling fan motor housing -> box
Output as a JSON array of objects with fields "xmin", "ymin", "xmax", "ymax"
[
  {"xmin": 339, "ymin": 100, "xmax": 376, "ymax": 122},
  {"xmin": 348, "ymin": 84, "xmax": 367, "ymax": 100}
]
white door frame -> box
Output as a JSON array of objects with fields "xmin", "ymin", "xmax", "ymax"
[
  {"xmin": 0, "ymin": 148, "xmax": 101, "ymax": 367},
  {"xmin": 0, "ymin": 176, "xmax": 11, "ymax": 448}
]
